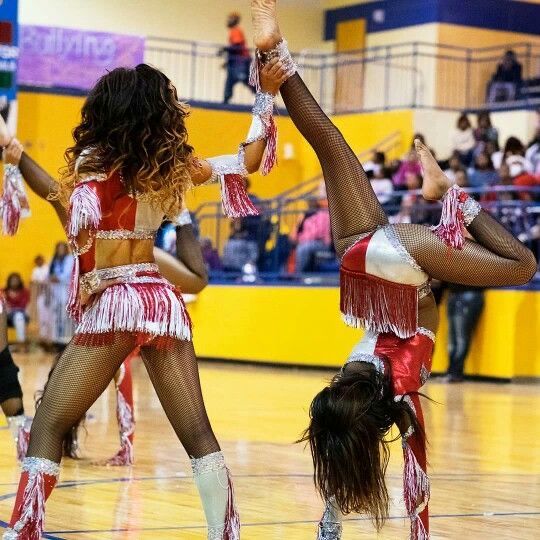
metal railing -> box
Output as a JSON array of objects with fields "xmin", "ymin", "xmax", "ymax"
[
  {"xmin": 145, "ymin": 37, "xmax": 540, "ymax": 114},
  {"xmin": 185, "ymin": 186, "xmax": 540, "ymax": 284}
]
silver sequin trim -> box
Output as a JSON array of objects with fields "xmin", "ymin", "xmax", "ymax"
[
  {"xmin": 208, "ymin": 526, "xmax": 226, "ymax": 540},
  {"xmin": 402, "ymin": 425, "xmax": 415, "ymax": 441},
  {"xmin": 462, "ymin": 196, "xmax": 481, "ymax": 226},
  {"xmin": 252, "ymin": 92, "xmax": 274, "ymax": 117},
  {"xmin": 95, "ymin": 262, "xmax": 159, "ymax": 281},
  {"xmin": 417, "ymin": 327, "xmax": 436, "ymax": 343},
  {"xmin": 417, "ymin": 281, "xmax": 432, "ymax": 300},
  {"xmin": 191, "ymin": 451, "xmax": 226, "ymax": 476},
  {"xmin": 96, "ymin": 229, "xmax": 155, "ymax": 240},
  {"xmin": 420, "ymin": 364, "xmax": 430, "ymax": 386},
  {"xmin": 174, "ymin": 209, "xmax": 192, "ymax": 227},
  {"xmin": 258, "ymin": 40, "xmax": 298, "ymax": 80},
  {"xmin": 78, "ymin": 173, "xmax": 108, "ymax": 184},
  {"xmin": 383, "ymin": 225, "xmax": 424, "ymax": 273},
  {"xmin": 395, "ymin": 394, "xmax": 417, "ymax": 417},
  {"xmin": 21, "ymin": 456, "xmax": 60, "ymax": 477},
  {"xmin": 72, "ymin": 234, "xmax": 94, "ymax": 256},
  {"xmin": 345, "ymin": 353, "xmax": 385, "ymax": 374},
  {"xmin": 2, "ymin": 528, "xmax": 18, "ymax": 539}
]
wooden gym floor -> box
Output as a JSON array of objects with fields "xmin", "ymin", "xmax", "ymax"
[{"xmin": 0, "ymin": 352, "xmax": 539, "ymax": 539}]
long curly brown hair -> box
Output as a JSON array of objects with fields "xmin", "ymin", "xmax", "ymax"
[
  {"xmin": 56, "ymin": 64, "xmax": 194, "ymax": 218},
  {"xmin": 299, "ymin": 362, "xmax": 426, "ymax": 531}
]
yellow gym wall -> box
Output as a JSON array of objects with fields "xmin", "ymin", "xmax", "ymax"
[{"xmin": 189, "ymin": 286, "xmax": 540, "ymax": 379}]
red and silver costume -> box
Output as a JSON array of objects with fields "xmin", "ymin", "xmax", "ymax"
[
  {"xmin": 4, "ymin": 87, "xmax": 277, "ymax": 540},
  {"xmin": 335, "ymin": 189, "xmax": 482, "ymax": 539}
]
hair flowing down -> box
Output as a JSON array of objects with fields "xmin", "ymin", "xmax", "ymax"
[
  {"xmin": 55, "ymin": 64, "xmax": 194, "ymax": 218},
  {"xmin": 299, "ymin": 365, "xmax": 425, "ymax": 530}
]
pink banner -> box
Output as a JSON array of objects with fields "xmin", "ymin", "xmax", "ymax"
[{"xmin": 18, "ymin": 25, "xmax": 145, "ymax": 91}]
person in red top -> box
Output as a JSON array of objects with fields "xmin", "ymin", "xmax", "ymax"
[
  {"xmin": 222, "ymin": 12, "xmax": 254, "ymax": 103},
  {"xmin": 4, "ymin": 273, "xmax": 30, "ymax": 345}
]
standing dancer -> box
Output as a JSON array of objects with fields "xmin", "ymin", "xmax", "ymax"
[
  {"xmin": 251, "ymin": 2, "xmax": 536, "ymax": 539},
  {"xmin": 1, "ymin": 131, "xmax": 211, "ymax": 466},
  {"xmin": 2, "ymin": 59, "xmax": 287, "ymax": 539}
]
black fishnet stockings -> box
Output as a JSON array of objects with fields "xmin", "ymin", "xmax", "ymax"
[
  {"xmin": 27, "ymin": 333, "xmax": 219, "ymax": 462},
  {"xmin": 280, "ymin": 73, "xmax": 537, "ymax": 286}
]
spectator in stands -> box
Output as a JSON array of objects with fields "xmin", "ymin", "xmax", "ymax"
[
  {"xmin": 485, "ymin": 140, "xmax": 502, "ymax": 169},
  {"xmin": 363, "ymin": 151, "xmax": 386, "ymax": 175},
  {"xmin": 222, "ymin": 219, "xmax": 259, "ymax": 271},
  {"xmin": 473, "ymin": 112, "xmax": 499, "ymax": 158},
  {"xmin": 30, "ymin": 254, "xmax": 50, "ymax": 344},
  {"xmin": 392, "ymin": 149, "xmax": 422, "ymax": 190},
  {"xmin": 444, "ymin": 284, "xmax": 485, "ymax": 383},
  {"xmin": 454, "ymin": 169, "xmax": 469, "ymax": 189},
  {"xmin": 526, "ymin": 113, "xmax": 540, "ymax": 174},
  {"xmin": 370, "ymin": 167, "xmax": 394, "ymax": 205},
  {"xmin": 291, "ymin": 199, "xmax": 332, "ymax": 273},
  {"xmin": 488, "ymin": 50, "xmax": 523, "ymax": 103},
  {"xmin": 452, "ymin": 113, "xmax": 476, "ymax": 166},
  {"xmin": 200, "ymin": 237, "xmax": 222, "ymax": 271},
  {"xmin": 49, "ymin": 242, "xmax": 74, "ymax": 351},
  {"xmin": 4, "ymin": 273, "xmax": 30, "ymax": 347},
  {"xmin": 507, "ymin": 155, "xmax": 540, "ymax": 200},
  {"xmin": 468, "ymin": 152, "xmax": 499, "ymax": 188},
  {"xmin": 220, "ymin": 12, "xmax": 253, "ymax": 104},
  {"xmin": 444, "ymin": 152, "xmax": 464, "ymax": 183}
]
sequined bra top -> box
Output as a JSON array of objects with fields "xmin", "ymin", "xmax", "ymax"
[{"xmin": 340, "ymin": 225, "xmax": 430, "ymax": 339}]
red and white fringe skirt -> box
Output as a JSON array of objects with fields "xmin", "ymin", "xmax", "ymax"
[{"xmin": 74, "ymin": 264, "xmax": 192, "ymax": 348}]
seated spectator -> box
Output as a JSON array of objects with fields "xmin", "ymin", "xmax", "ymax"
[
  {"xmin": 370, "ymin": 167, "xmax": 394, "ymax": 204},
  {"xmin": 392, "ymin": 149, "xmax": 422, "ymax": 190},
  {"xmin": 488, "ymin": 50, "xmax": 523, "ymax": 103},
  {"xmin": 454, "ymin": 169, "xmax": 469, "ymax": 189},
  {"xmin": 222, "ymin": 220, "xmax": 259, "ymax": 271},
  {"xmin": 452, "ymin": 113, "xmax": 476, "ymax": 166},
  {"xmin": 200, "ymin": 237, "xmax": 222, "ymax": 271},
  {"xmin": 467, "ymin": 152, "xmax": 499, "ymax": 188},
  {"xmin": 526, "ymin": 114, "xmax": 540, "ymax": 175},
  {"xmin": 363, "ymin": 151, "xmax": 386, "ymax": 175},
  {"xmin": 291, "ymin": 200, "xmax": 331, "ymax": 273},
  {"xmin": 444, "ymin": 152, "xmax": 464, "ymax": 183},
  {"xmin": 474, "ymin": 112, "xmax": 499, "ymax": 146},
  {"xmin": 507, "ymin": 156, "xmax": 540, "ymax": 200},
  {"xmin": 485, "ymin": 140, "xmax": 502, "ymax": 169},
  {"xmin": 4, "ymin": 273, "xmax": 30, "ymax": 346}
]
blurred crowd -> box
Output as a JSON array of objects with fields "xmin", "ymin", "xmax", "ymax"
[
  {"xmin": 3, "ymin": 242, "xmax": 74, "ymax": 350},
  {"xmin": 172, "ymin": 110, "xmax": 539, "ymax": 280}
]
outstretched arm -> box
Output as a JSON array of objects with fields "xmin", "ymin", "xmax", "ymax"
[
  {"xmin": 3, "ymin": 139, "xmax": 67, "ymax": 227},
  {"xmin": 190, "ymin": 57, "xmax": 288, "ymax": 187}
]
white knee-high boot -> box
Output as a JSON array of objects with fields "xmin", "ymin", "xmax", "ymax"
[{"xmin": 192, "ymin": 451, "xmax": 240, "ymax": 540}]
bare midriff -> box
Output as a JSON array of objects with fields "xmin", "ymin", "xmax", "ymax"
[{"xmin": 94, "ymin": 239, "xmax": 155, "ymax": 270}]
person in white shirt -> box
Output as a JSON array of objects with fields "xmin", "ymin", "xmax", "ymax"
[
  {"xmin": 30, "ymin": 255, "xmax": 51, "ymax": 343},
  {"xmin": 370, "ymin": 168, "xmax": 394, "ymax": 205},
  {"xmin": 452, "ymin": 113, "xmax": 476, "ymax": 167}
]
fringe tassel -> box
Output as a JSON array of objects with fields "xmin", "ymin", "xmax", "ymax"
[
  {"xmin": 68, "ymin": 183, "xmax": 101, "ymax": 239},
  {"xmin": 249, "ymin": 55, "xmax": 261, "ymax": 91},
  {"xmin": 76, "ymin": 281, "xmax": 192, "ymax": 343},
  {"xmin": 220, "ymin": 174, "xmax": 259, "ymax": 218},
  {"xmin": 16, "ymin": 424, "xmax": 31, "ymax": 463},
  {"xmin": 410, "ymin": 515, "xmax": 430, "ymax": 540},
  {"xmin": 403, "ymin": 442, "xmax": 430, "ymax": 525},
  {"xmin": 340, "ymin": 269, "xmax": 418, "ymax": 339},
  {"xmin": 261, "ymin": 116, "xmax": 278, "ymax": 176},
  {"xmin": 13, "ymin": 473, "xmax": 46, "ymax": 540},
  {"xmin": 1, "ymin": 165, "xmax": 29, "ymax": 236},
  {"xmin": 223, "ymin": 470, "xmax": 241, "ymax": 540},
  {"xmin": 67, "ymin": 256, "xmax": 82, "ymax": 322},
  {"xmin": 104, "ymin": 388, "xmax": 135, "ymax": 466},
  {"xmin": 431, "ymin": 185, "xmax": 467, "ymax": 250}
]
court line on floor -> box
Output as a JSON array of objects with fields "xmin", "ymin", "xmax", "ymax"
[
  {"xmin": 33, "ymin": 511, "xmax": 540, "ymax": 535},
  {"xmin": 0, "ymin": 519, "xmax": 64, "ymax": 540}
]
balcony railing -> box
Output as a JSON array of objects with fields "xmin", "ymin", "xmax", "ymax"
[{"xmin": 145, "ymin": 37, "xmax": 540, "ymax": 114}]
